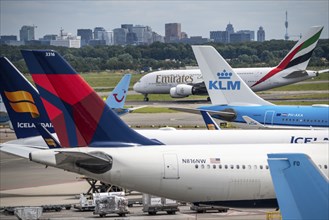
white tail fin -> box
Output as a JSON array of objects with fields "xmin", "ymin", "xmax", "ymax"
[
  {"xmin": 192, "ymin": 45, "xmax": 273, "ymax": 106},
  {"xmin": 278, "ymin": 26, "xmax": 323, "ymax": 71}
]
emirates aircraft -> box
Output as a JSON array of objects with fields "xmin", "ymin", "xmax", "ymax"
[
  {"xmin": 3, "ymin": 49, "xmax": 327, "ymax": 208},
  {"xmin": 133, "ymin": 26, "xmax": 327, "ymax": 101}
]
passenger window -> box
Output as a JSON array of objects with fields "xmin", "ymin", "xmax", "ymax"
[
  {"xmin": 236, "ymin": 165, "xmax": 240, "ymax": 169},
  {"xmin": 230, "ymin": 165, "xmax": 234, "ymax": 169},
  {"xmin": 195, "ymin": 164, "xmax": 198, "ymax": 169},
  {"xmin": 266, "ymin": 165, "xmax": 269, "ymax": 169},
  {"xmin": 201, "ymin": 164, "xmax": 205, "ymax": 169},
  {"xmin": 225, "ymin": 165, "xmax": 228, "ymax": 169},
  {"xmin": 242, "ymin": 165, "xmax": 246, "ymax": 169},
  {"xmin": 213, "ymin": 165, "xmax": 216, "ymax": 169},
  {"xmin": 324, "ymin": 165, "xmax": 327, "ymax": 169},
  {"xmin": 219, "ymin": 165, "xmax": 222, "ymax": 169},
  {"xmin": 207, "ymin": 164, "xmax": 210, "ymax": 169},
  {"xmin": 260, "ymin": 165, "xmax": 263, "ymax": 169},
  {"xmin": 319, "ymin": 165, "xmax": 322, "ymax": 169}
]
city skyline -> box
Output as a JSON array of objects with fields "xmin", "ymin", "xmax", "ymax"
[{"xmin": 1, "ymin": 0, "xmax": 328, "ymax": 41}]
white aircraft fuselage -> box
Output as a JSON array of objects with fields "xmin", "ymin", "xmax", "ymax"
[
  {"xmin": 133, "ymin": 68, "xmax": 317, "ymax": 96},
  {"xmin": 30, "ymin": 143, "xmax": 328, "ymax": 207}
]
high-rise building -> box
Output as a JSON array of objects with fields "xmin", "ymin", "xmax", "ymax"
[
  {"xmin": 210, "ymin": 31, "xmax": 228, "ymax": 43},
  {"xmin": 94, "ymin": 27, "xmax": 106, "ymax": 40},
  {"xmin": 257, "ymin": 26, "xmax": 265, "ymax": 42},
  {"xmin": 113, "ymin": 28, "xmax": 128, "ymax": 45},
  {"xmin": 19, "ymin": 25, "xmax": 35, "ymax": 42},
  {"xmin": 165, "ymin": 23, "xmax": 181, "ymax": 43},
  {"xmin": 230, "ymin": 30, "xmax": 254, "ymax": 43},
  {"xmin": 132, "ymin": 25, "xmax": 153, "ymax": 45},
  {"xmin": 77, "ymin": 29, "xmax": 93, "ymax": 46},
  {"xmin": 226, "ymin": 23, "xmax": 234, "ymax": 43}
]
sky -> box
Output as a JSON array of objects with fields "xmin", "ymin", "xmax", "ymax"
[{"xmin": 0, "ymin": 0, "xmax": 328, "ymax": 41}]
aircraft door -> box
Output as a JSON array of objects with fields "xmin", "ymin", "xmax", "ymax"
[
  {"xmin": 163, "ymin": 154, "xmax": 180, "ymax": 179},
  {"xmin": 264, "ymin": 111, "xmax": 275, "ymax": 125}
]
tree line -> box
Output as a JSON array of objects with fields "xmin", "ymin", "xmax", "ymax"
[{"xmin": 0, "ymin": 39, "xmax": 328, "ymax": 73}]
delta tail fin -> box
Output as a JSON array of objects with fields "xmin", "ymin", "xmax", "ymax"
[
  {"xmin": 21, "ymin": 50, "xmax": 161, "ymax": 147},
  {"xmin": 106, "ymin": 74, "xmax": 131, "ymax": 109},
  {"xmin": 268, "ymin": 153, "xmax": 329, "ymax": 220},
  {"xmin": 253, "ymin": 26, "xmax": 323, "ymax": 87},
  {"xmin": 192, "ymin": 45, "xmax": 273, "ymax": 106},
  {"xmin": 0, "ymin": 57, "xmax": 55, "ymax": 138}
]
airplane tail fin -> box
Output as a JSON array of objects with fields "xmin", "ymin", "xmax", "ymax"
[
  {"xmin": 106, "ymin": 74, "xmax": 131, "ymax": 109},
  {"xmin": 21, "ymin": 50, "xmax": 161, "ymax": 147},
  {"xmin": 0, "ymin": 57, "xmax": 55, "ymax": 138},
  {"xmin": 192, "ymin": 45, "xmax": 272, "ymax": 106},
  {"xmin": 253, "ymin": 26, "xmax": 323, "ymax": 87},
  {"xmin": 268, "ymin": 153, "xmax": 329, "ymax": 220}
]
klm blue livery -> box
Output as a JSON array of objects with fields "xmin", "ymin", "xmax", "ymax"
[
  {"xmin": 268, "ymin": 153, "xmax": 329, "ymax": 220},
  {"xmin": 190, "ymin": 45, "xmax": 329, "ymax": 129}
]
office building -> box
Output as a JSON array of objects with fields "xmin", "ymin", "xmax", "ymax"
[
  {"xmin": 165, "ymin": 23, "xmax": 181, "ymax": 43},
  {"xmin": 20, "ymin": 25, "xmax": 35, "ymax": 42},
  {"xmin": 257, "ymin": 26, "xmax": 265, "ymax": 42},
  {"xmin": 77, "ymin": 29, "xmax": 93, "ymax": 46}
]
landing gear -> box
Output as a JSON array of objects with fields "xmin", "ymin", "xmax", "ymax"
[{"xmin": 143, "ymin": 94, "xmax": 149, "ymax": 102}]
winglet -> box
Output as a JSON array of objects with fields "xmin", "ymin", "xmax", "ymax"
[
  {"xmin": 267, "ymin": 153, "xmax": 329, "ymax": 220},
  {"xmin": 0, "ymin": 57, "xmax": 55, "ymax": 138},
  {"xmin": 200, "ymin": 110, "xmax": 220, "ymax": 130},
  {"xmin": 35, "ymin": 123, "xmax": 62, "ymax": 149},
  {"xmin": 242, "ymin": 116, "xmax": 266, "ymax": 129},
  {"xmin": 22, "ymin": 50, "xmax": 161, "ymax": 147},
  {"xmin": 192, "ymin": 45, "xmax": 273, "ymax": 106}
]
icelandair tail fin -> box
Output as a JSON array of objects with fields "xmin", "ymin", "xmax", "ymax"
[
  {"xmin": 21, "ymin": 50, "xmax": 161, "ymax": 147},
  {"xmin": 268, "ymin": 153, "xmax": 329, "ymax": 220},
  {"xmin": 253, "ymin": 26, "xmax": 323, "ymax": 87},
  {"xmin": 106, "ymin": 74, "xmax": 131, "ymax": 109},
  {"xmin": 0, "ymin": 57, "xmax": 55, "ymax": 138},
  {"xmin": 192, "ymin": 45, "xmax": 273, "ymax": 106}
]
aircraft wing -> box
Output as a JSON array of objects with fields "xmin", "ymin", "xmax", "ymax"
[
  {"xmin": 0, "ymin": 144, "xmax": 44, "ymax": 159},
  {"xmin": 170, "ymin": 107, "xmax": 235, "ymax": 118},
  {"xmin": 318, "ymin": 69, "xmax": 329, "ymax": 74}
]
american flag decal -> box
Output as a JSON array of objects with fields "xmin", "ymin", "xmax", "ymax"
[{"xmin": 210, "ymin": 158, "xmax": 221, "ymax": 163}]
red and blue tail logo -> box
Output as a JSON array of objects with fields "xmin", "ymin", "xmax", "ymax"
[{"xmin": 22, "ymin": 50, "xmax": 161, "ymax": 147}]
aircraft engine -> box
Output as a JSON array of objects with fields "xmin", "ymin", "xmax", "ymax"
[{"xmin": 169, "ymin": 84, "xmax": 193, "ymax": 98}]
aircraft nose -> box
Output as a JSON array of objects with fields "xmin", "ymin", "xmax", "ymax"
[{"xmin": 133, "ymin": 82, "xmax": 141, "ymax": 92}]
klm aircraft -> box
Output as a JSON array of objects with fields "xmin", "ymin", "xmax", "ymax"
[
  {"xmin": 268, "ymin": 153, "xmax": 328, "ymax": 220},
  {"xmin": 179, "ymin": 45, "xmax": 328, "ymax": 129}
]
